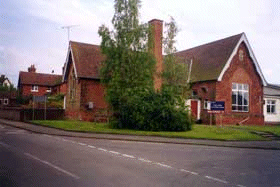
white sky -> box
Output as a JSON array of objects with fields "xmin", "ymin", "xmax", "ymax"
[{"xmin": 1, "ymin": 0, "xmax": 280, "ymax": 86}]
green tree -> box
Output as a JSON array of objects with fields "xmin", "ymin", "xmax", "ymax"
[
  {"xmin": 163, "ymin": 17, "xmax": 191, "ymax": 98},
  {"xmin": 98, "ymin": 0, "xmax": 155, "ymax": 112},
  {"xmin": 99, "ymin": 1, "xmax": 192, "ymax": 131}
]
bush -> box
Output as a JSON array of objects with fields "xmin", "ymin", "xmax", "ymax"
[{"xmin": 111, "ymin": 90, "xmax": 193, "ymax": 131}]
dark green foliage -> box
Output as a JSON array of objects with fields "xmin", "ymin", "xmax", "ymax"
[
  {"xmin": 99, "ymin": 1, "xmax": 193, "ymax": 131},
  {"xmin": 0, "ymin": 84, "xmax": 16, "ymax": 92},
  {"xmin": 16, "ymin": 95, "xmax": 32, "ymax": 105},
  {"xmin": 111, "ymin": 89, "xmax": 192, "ymax": 131},
  {"xmin": 98, "ymin": 0, "xmax": 155, "ymax": 112},
  {"xmin": 162, "ymin": 17, "xmax": 191, "ymax": 98}
]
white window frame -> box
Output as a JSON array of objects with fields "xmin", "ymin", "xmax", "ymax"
[
  {"xmin": 204, "ymin": 99, "xmax": 209, "ymax": 109},
  {"xmin": 31, "ymin": 85, "xmax": 39, "ymax": 92},
  {"xmin": 46, "ymin": 87, "xmax": 52, "ymax": 92},
  {"xmin": 266, "ymin": 100, "xmax": 276, "ymax": 115},
  {"xmin": 4, "ymin": 98, "xmax": 8, "ymax": 105},
  {"xmin": 232, "ymin": 83, "xmax": 249, "ymax": 112}
]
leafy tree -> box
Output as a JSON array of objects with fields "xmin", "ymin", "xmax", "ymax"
[
  {"xmin": 98, "ymin": 0, "xmax": 155, "ymax": 111},
  {"xmin": 163, "ymin": 17, "xmax": 191, "ymax": 98},
  {"xmin": 99, "ymin": 1, "xmax": 192, "ymax": 131},
  {"xmin": 0, "ymin": 84, "xmax": 16, "ymax": 92}
]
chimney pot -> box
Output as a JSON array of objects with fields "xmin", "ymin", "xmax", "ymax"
[{"xmin": 28, "ymin": 64, "xmax": 36, "ymax": 73}]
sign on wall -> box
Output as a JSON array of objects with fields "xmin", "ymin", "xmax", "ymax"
[{"xmin": 208, "ymin": 101, "xmax": 225, "ymax": 113}]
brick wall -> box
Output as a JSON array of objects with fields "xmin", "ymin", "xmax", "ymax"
[
  {"xmin": 192, "ymin": 42, "xmax": 264, "ymax": 125},
  {"xmin": 192, "ymin": 81, "xmax": 216, "ymax": 124},
  {"xmin": 80, "ymin": 79, "xmax": 108, "ymax": 109},
  {"xmin": 215, "ymin": 42, "xmax": 264, "ymax": 125},
  {"xmin": 21, "ymin": 84, "xmax": 51, "ymax": 96},
  {"xmin": 64, "ymin": 62, "xmax": 109, "ymax": 122}
]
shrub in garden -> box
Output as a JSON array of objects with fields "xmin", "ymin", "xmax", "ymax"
[{"xmin": 111, "ymin": 89, "xmax": 192, "ymax": 131}]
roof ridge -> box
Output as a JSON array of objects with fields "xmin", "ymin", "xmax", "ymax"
[
  {"xmin": 176, "ymin": 33, "xmax": 243, "ymax": 54},
  {"xmin": 70, "ymin": 41, "xmax": 100, "ymax": 47},
  {"xmin": 20, "ymin": 71, "xmax": 62, "ymax": 76}
]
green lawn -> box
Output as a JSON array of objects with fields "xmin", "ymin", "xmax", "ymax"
[
  {"xmin": 232, "ymin": 126, "xmax": 280, "ymax": 136},
  {"xmin": 32, "ymin": 120, "xmax": 266, "ymax": 141}
]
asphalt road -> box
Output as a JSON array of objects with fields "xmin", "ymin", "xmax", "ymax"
[{"xmin": 0, "ymin": 123, "xmax": 279, "ymax": 187}]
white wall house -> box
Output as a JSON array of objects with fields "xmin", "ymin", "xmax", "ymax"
[{"xmin": 263, "ymin": 84, "xmax": 280, "ymax": 124}]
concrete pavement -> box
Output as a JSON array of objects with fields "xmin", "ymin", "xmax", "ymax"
[{"xmin": 0, "ymin": 118, "xmax": 279, "ymax": 150}]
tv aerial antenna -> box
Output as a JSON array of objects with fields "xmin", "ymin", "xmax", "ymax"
[{"xmin": 61, "ymin": 25, "xmax": 79, "ymax": 41}]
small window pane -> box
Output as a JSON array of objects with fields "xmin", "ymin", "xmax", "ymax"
[
  {"xmin": 244, "ymin": 84, "xmax": 249, "ymax": 91},
  {"xmin": 244, "ymin": 93, "xmax": 248, "ymax": 105},
  {"xmin": 232, "ymin": 91, "xmax": 237, "ymax": 104},
  {"xmin": 232, "ymin": 83, "xmax": 237, "ymax": 90},
  {"xmin": 238, "ymin": 106, "xmax": 242, "ymax": 111},
  {"xmin": 238, "ymin": 92, "xmax": 242, "ymax": 105},
  {"xmin": 238, "ymin": 84, "xmax": 243, "ymax": 90},
  {"xmin": 267, "ymin": 106, "xmax": 271, "ymax": 113},
  {"xmin": 271, "ymin": 105, "xmax": 275, "ymax": 113},
  {"xmin": 232, "ymin": 106, "xmax": 237, "ymax": 111}
]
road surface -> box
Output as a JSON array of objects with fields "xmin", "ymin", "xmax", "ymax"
[{"xmin": 0, "ymin": 123, "xmax": 279, "ymax": 187}]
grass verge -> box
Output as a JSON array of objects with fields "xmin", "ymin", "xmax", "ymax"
[
  {"xmin": 232, "ymin": 126, "xmax": 280, "ymax": 136},
  {"xmin": 32, "ymin": 120, "xmax": 265, "ymax": 141}
]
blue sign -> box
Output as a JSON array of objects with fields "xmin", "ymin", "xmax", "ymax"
[
  {"xmin": 33, "ymin": 96, "xmax": 47, "ymax": 103},
  {"xmin": 210, "ymin": 101, "xmax": 225, "ymax": 111}
]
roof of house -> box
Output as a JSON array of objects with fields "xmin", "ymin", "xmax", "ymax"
[
  {"xmin": 18, "ymin": 72, "xmax": 62, "ymax": 86},
  {"xmin": 64, "ymin": 41, "xmax": 105, "ymax": 80},
  {"xmin": 174, "ymin": 33, "xmax": 244, "ymax": 82},
  {"xmin": 63, "ymin": 33, "xmax": 267, "ymax": 86},
  {"xmin": 264, "ymin": 84, "xmax": 280, "ymax": 96}
]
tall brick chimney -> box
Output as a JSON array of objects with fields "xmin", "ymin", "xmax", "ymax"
[
  {"xmin": 28, "ymin": 65, "xmax": 36, "ymax": 73},
  {"xmin": 149, "ymin": 19, "xmax": 163, "ymax": 91}
]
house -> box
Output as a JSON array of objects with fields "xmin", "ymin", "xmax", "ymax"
[
  {"xmin": 62, "ymin": 41, "xmax": 108, "ymax": 121},
  {"xmin": 62, "ymin": 18, "xmax": 267, "ymax": 125},
  {"xmin": 0, "ymin": 75, "xmax": 12, "ymax": 87},
  {"xmin": 62, "ymin": 19, "xmax": 163, "ymax": 122},
  {"xmin": 0, "ymin": 75, "xmax": 16, "ymax": 107},
  {"xmin": 18, "ymin": 65, "xmax": 66, "ymax": 97},
  {"xmin": 176, "ymin": 33, "xmax": 267, "ymax": 125},
  {"xmin": 0, "ymin": 91, "xmax": 17, "ymax": 107},
  {"xmin": 263, "ymin": 84, "xmax": 280, "ymax": 125}
]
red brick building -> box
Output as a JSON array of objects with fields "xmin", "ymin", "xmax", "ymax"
[
  {"xmin": 62, "ymin": 20, "xmax": 163, "ymax": 122},
  {"xmin": 62, "ymin": 42, "xmax": 108, "ymax": 121},
  {"xmin": 62, "ymin": 19, "xmax": 266, "ymax": 125},
  {"xmin": 18, "ymin": 65, "xmax": 66, "ymax": 97},
  {"xmin": 176, "ymin": 33, "xmax": 267, "ymax": 125}
]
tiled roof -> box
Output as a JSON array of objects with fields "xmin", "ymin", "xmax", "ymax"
[
  {"xmin": 18, "ymin": 72, "xmax": 62, "ymax": 86},
  {"xmin": 70, "ymin": 41, "xmax": 105, "ymax": 79},
  {"xmin": 174, "ymin": 33, "xmax": 243, "ymax": 82}
]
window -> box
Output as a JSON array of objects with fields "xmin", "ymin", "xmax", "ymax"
[
  {"xmin": 31, "ymin": 85, "xmax": 38, "ymax": 92},
  {"xmin": 267, "ymin": 100, "xmax": 276, "ymax": 114},
  {"xmin": 201, "ymin": 87, "xmax": 208, "ymax": 93},
  {"xmin": 46, "ymin": 87, "xmax": 52, "ymax": 92},
  {"xmin": 204, "ymin": 99, "xmax": 209, "ymax": 109},
  {"xmin": 232, "ymin": 83, "xmax": 249, "ymax": 112},
  {"xmin": 192, "ymin": 90, "xmax": 197, "ymax": 97},
  {"xmin": 4, "ymin": 99, "xmax": 8, "ymax": 105}
]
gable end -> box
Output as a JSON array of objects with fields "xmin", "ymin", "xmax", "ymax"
[{"xmin": 218, "ymin": 33, "xmax": 267, "ymax": 86}]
